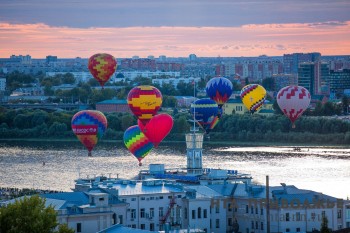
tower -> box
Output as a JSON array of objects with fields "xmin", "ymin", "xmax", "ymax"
[{"xmin": 185, "ymin": 127, "xmax": 203, "ymax": 176}]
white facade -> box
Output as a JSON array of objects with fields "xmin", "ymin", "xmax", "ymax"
[
  {"xmin": 152, "ymin": 77, "xmax": 199, "ymax": 88},
  {"xmin": 118, "ymin": 71, "xmax": 180, "ymax": 81},
  {"xmin": 45, "ymin": 71, "xmax": 94, "ymax": 83}
]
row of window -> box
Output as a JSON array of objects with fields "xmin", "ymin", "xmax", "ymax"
[
  {"xmin": 130, "ymin": 207, "xmax": 163, "ymax": 219},
  {"xmin": 124, "ymin": 194, "xmax": 182, "ymax": 202}
]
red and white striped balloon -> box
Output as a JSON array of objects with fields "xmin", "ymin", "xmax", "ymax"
[{"xmin": 277, "ymin": 85, "xmax": 311, "ymax": 128}]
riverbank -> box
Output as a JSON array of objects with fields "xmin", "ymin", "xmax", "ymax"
[{"xmin": 1, "ymin": 137, "xmax": 350, "ymax": 148}]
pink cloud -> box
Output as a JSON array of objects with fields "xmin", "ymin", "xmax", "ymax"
[{"xmin": 0, "ymin": 21, "xmax": 349, "ymax": 58}]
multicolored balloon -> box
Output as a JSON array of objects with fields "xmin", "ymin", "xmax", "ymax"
[
  {"xmin": 124, "ymin": 125, "xmax": 154, "ymax": 166},
  {"xmin": 138, "ymin": 113, "xmax": 173, "ymax": 148},
  {"xmin": 240, "ymin": 84, "xmax": 267, "ymax": 114},
  {"xmin": 71, "ymin": 110, "xmax": 108, "ymax": 156},
  {"xmin": 127, "ymin": 85, "xmax": 163, "ymax": 126},
  {"xmin": 277, "ymin": 85, "xmax": 311, "ymax": 128},
  {"xmin": 206, "ymin": 77, "xmax": 233, "ymax": 108},
  {"xmin": 190, "ymin": 99, "xmax": 219, "ymax": 134},
  {"xmin": 88, "ymin": 53, "xmax": 117, "ymax": 87}
]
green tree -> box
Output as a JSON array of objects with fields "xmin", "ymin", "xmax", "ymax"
[
  {"xmin": 0, "ymin": 195, "xmax": 74, "ymax": 233},
  {"xmin": 262, "ymin": 77, "xmax": 275, "ymax": 91},
  {"xmin": 121, "ymin": 114, "xmax": 135, "ymax": 130},
  {"xmin": 320, "ymin": 216, "xmax": 331, "ymax": 233},
  {"xmin": 342, "ymin": 95, "xmax": 349, "ymax": 114}
]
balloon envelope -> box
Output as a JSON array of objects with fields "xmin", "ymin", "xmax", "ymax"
[
  {"xmin": 206, "ymin": 77, "xmax": 233, "ymax": 107},
  {"xmin": 138, "ymin": 113, "xmax": 173, "ymax": 148},
  {"xmin": 88, "ymin": 53, "xmax": 117, "ymax": 87},
  {"xmin": 127, "ymin": 85, "xmax": 162, "ymax": 125},
  {"xmin": 240, "ymin": 84, "xmax": 267, "ymax": 114},
  {"xmin": 124, "ymin": 125, "xmax": 154, "ymax": 166},
  {"xmin": 190, "ymin": 99, "xmax": 219, "ymax": 134},
  {"xmin": 71, "ymin": 110, "xmax": 108, "ymax": 156},
  {"xmin": 277, "ymin": 85, "xmax": 311, "ymax": 127}
]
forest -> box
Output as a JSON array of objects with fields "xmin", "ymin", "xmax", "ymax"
[{"xmin": 1, "ymin": 107, "xmax": 350, "ymax": 145}]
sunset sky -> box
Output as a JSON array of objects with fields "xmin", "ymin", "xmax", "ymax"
[{"xmin": 0, "ymin": 0, "xmax": 350, "ymax": 58}]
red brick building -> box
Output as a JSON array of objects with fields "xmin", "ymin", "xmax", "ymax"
[{"xmin": 96, "ymin": 99, "xmax": 131, "ymax": 113}]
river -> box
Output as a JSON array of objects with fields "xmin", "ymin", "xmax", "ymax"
[{"xmin": 0, "ymin": 141, "xmax": 349, "ymax": 199}]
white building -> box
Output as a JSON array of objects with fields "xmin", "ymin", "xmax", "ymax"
[
  {"xmin": 152, "ymin": 77, "xmax": 199, "ymax": 88},
  {"xmin": 46, "ymin": 71, "xmax": 94, "ymax": 83},
  {"xmin": 116, "ymin": 71, "xmax": 180, "ymax": 81}
]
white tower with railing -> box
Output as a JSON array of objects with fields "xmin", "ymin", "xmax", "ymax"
[{"xmin": 185, "ymin": 126, "xmax": 203, "ymax": 176}]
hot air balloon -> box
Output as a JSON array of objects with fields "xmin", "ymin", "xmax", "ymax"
[
  {"xmin": 277, "ymin": 85, "xmax": 311, "ymax": 128},
  {"xmin": 124, "ymin": 125, "xmax": 154, "ymax": 166},
  {"xmin": 127, "ymin": 85, "xmax": 162, "ymax": 126},
  {"xmin": 138, "ymin": 113, "xmax": 173, "ymax": 148},
  {"xmin": 71, "ymin": 110, "xmax": 107, "ymax": 156},
  {"xmin": 206, "ymin": 77, "xmax": 233, "ymax": 109},
  {"xmin": 88, "ymin": 53, "xmax": 117, "ymax": 88},
  {"xmin": 240, "ymin": 84, "xmax": 267, "ymax": 114},
  {"xmin": 190, "ymin": 98, "xmax": 219, "ymax": 134}
]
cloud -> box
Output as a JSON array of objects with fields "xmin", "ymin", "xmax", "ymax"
[
  {"xmin": 0, "ymin": 0, "xmax": 349, "ymax": 27},
  {"xmin": 0, "ymin": 21, "xmax": 349, "ymax": 58}
]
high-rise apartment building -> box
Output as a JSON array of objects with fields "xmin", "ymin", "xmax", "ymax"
[
  {"xmin": 298, "ymin": 62, "xmax": 330, "ymax": 95},
  {"xmin": 283, "ymin": 52, "xmax": 321, "ymax": 74},
  {"xmin": 328, "ymin": 69, "xmax": 350, "ymax": 95}
]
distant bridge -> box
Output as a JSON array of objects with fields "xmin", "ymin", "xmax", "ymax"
[{"xmin": 0, "ymin": 103, "xmax": 89, "ymax": 111}]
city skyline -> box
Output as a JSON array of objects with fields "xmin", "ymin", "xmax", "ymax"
[{"xmin": 0, "ymin": 0, "xmax": 350, "ymax": 58}]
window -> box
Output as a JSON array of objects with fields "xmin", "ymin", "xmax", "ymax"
[
  {"xmin": 204, "ymin": 209, "xmax": 207, "ymax": 218},
  {"xmin": 140, "ymin": 208, "xmax": 145, "ymax": 218},
  {"xmin": 131, "ymin": 197, "xmax": 136, "ymax": 201},
  {"xmin": 216, "ymin": 219, "xmax": 220, "ymax": 228},
  {"xmin": 286, "ymin": 213, "xmax": 290, "ymax": 221},
  {"xmin": 131, "ymin": 209, "xmax": 136, "ymax": 219},
  {"xmin": 228, "ymin": 218, "xmax": 232, "ymax": 226},
  {"xmin": 184, "ymin": 208, "xmax": 188, "ymax": 219},
  {"xmin": 150, "ymin": 208, "xmax": 154, "ymax": 218},
  {"xmin": 159, "ymin": 207, "xmax": 163, "ymax": 217},
  {"xmin": 296, "ymin": 212, "xmax": 301, "ymax": 221},
  {"xmin": 168, "ymin": 196, "xmax": 172, "ymax": 199},
  {"xmin": 322, "ymin": 211, "xmax": 326, "ymax": 218},
  {"xmin": 150, "ymin": 197, "xmax": 154, "ymax": 200},
  {"xmin": 255, "ymin": 207, "xmax": 258, "ymax": 214},
  {"xmin": 140, "ymin": 224, "xmax": 145, "ymax": 229},
  {"xmin": 337, "ymin": 210, "xmax": 342, "ymax": 218},
  {"xmin": 77, "ymin": 223, "xmax": 81, "ymax": 233},
  {"xmin": 216, "ymin": 205, "xmax": 220, "ymax": 213},
  {"xmin": 260, "ymin": 208, "xmax": 263, "ymax": 215},
  {"xmin": 177, "ymin": 195, "xmax": 182, "ymax": 198},
  {"xmin": 192, "ymin": 209, "xmax": 196, "ymax": 219},
  {"xmin": 228, "ymin": 203, "xmax": 232, "ymax": 212},
  {"xmin": 311, "ymin": 212, "xmax": 316, "ymax": 220},
  {"xmin": 150, "ymin": 223, "xmax": 155, "ymax": 231},
  {"xmin": 255, "ymin": 221, "xmax": 258, "ymax": 229},
  {"xmin": 99, "ymin": 197, "xmax": 104, "ymax": 201},
  {"xmin": 251, "ymin": 221, "xmax": 254, "ymax": 229},
  {"xmin": 251, "ymin": 206, "xmax": 254, "ymax": 214},
  {"xmin": 246, "ymin": 205, "xmax": 249, "ymax": 213},
  {"xmin": 141, "ymin": 197, "xmax": 145, "ymax": 200},
  {"xmin": 198, "ymin": 207, "xmax": 202, "ymax": 218},
  {"xmin": 286, "ymin": 228, "xmax": 290, "ymax": 232},
  {"xmin": 132, "ymin": 224, "xmax": 136, "ymax": 228},
  {"xmin": 159, "ymin": 196, "xmax": 163, "ymax": 199},
  {"xmin": 297, "ymin": 227, "xmax": 301, "ymax": 232},
  {"xmin": 261, "ymin": 222, "xmax": 264, "ymax": 230},
  {"xmin": 118, "ymin": 215, "xmax": 123, "ymax": 225}
]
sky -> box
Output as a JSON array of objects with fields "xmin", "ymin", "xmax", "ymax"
[{"xmin": 0, "ymin": 0, "xmax": 350, "ymax": 58}]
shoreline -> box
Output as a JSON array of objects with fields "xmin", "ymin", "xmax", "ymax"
[{"xmin": 1, "ymin": 138, "xmax": 350, "ymax": 148}]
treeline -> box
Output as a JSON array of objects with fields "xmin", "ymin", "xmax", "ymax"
[{"xmin": 1, "ymin": 107, "xmax": 350, "ymax": 145}]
